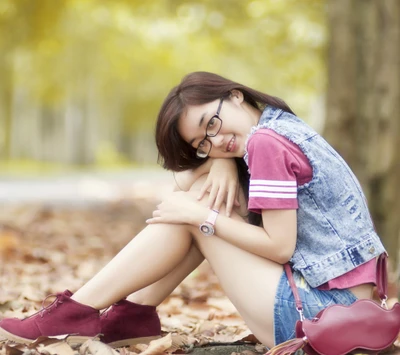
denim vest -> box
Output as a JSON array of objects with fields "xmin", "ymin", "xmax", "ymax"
[{"xmin": 244, "ymin": 106, "xmax": 386, "ymax": 288}]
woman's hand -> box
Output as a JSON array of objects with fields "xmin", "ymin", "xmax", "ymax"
[
  {"xmin": 146, "ymin": 191, "xmax": 208, "ymax": 226},
  {"xmin": 197, "ymin": 158, "xmax": 240, "ymax": 217}
]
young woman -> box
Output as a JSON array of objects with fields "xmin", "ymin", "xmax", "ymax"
[{"xmin": 0, "ymin": 72, "xmax": 386, "ymax": 348}]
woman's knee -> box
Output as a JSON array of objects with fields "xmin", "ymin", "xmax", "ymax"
[
  {"xmin": 141, "ymin": 223, "xmax": 192, "ymax": 247},
  {"xmin": 188, "ymin": 175, "xmax": 208, "ymax": 192},
  {"xmin": 174, "ymin": 171, "xmax": 208, "ymax": 192}
]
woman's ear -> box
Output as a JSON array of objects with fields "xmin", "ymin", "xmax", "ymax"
[{"xmin": 230, "ymin": 90, "xmax": 244, "ymax": 104}]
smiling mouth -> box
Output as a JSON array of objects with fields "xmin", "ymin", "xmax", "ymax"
[{"xmin": 227, "ymin": 135, "xmax": 236, "ymax": 152}]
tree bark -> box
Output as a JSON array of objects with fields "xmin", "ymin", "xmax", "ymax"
[{"xmin": 325, "ymin": 0, "xmax": 400, "ymax": 273}]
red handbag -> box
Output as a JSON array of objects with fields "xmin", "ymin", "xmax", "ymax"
[{"xmin": 266, "ymin": 253, "xmax": 400, "ymax": 355}]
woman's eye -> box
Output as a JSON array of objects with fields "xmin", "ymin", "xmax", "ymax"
[
  {"xmin": 207, "ymin": 117, "xmax": 216, "ymax": 128},
  {"xmin": 198, "ymin": 140, "xmax": 206, "ymax": 148}
]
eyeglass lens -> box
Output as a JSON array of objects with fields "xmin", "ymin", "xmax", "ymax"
[
  {"xmin": 196, "ymin": 99, "xmax": 224, "ymax": 158},
  {"xmin": 196, "ymin": 117, "xmax": 222, "ymax": 158}
]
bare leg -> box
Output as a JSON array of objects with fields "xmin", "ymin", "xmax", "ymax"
[
  {"xmin": 191, "ymin": 225, "xmax": 282, "ymax": 347},
  {"xmin": 126, "ymin": 171, "xmax": 249, "ymax": 307},
  {"xmin": 72, "ymin": 176, "xmax": 282, "ymax": 347},
  {"xmin": 73, "ymin": 170, "xmax": 209, "ymax": 309},
  {"xmin": 185, "ymin": 180, "xmax": 283, "ymax": 347},
  {"xmin": 127, "ymin": 243, "xmax": 205, "ymax": 306},
  {"xmin": 72, "ymin": 223, "xmax": 192, "ymax": 309},
  {"xmin": 129, "ymin": 177, "xmax": 282, "ymax": 346}
]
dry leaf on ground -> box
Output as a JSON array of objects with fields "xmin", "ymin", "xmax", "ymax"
[
  {"xmin": 1, "ymin": 200, "xmax": 398, "ymax": 354},
  {"xmin": 135, "ymin": 333, "xmax": 172, "ymax": 355}
]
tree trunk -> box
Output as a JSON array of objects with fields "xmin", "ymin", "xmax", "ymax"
[{"xmin": 325, "ymin": 0, "xmax": 400, "ymax": 274}]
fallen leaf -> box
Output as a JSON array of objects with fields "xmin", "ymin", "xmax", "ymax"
[
  {"xmin": 239, "ymin": 350, "xmax": 257, "ymax": 355},
  {"xmin": 80, "ymin": 339, "xmax": 118, "ymax": 355},
  {"xmin": 39, "ymin": 341, "xmax": 75, "ymax": 355},
  {"xmin": 131, "ymin": 344, "xmax": 148, "ymax": 352},
  {"xmin": 138, "ymin": 333, "xmax": 172, "ymax": 355},
  {"xmin": 4, "ymin": 347, "xmax": 24, "ymax": 355},
  {"xmin": 254, "ymin": 344, "xmax": 267, "ymax": 353},
  {"xmin": 29, "ymin": 335, "xmax": 70, "ymax": 348},
  {"xmin": 117, "ymin": 347, "xmax": 140, "ymax": 355},
  {"xmin": 0, "ymin": 226, "xmax": 20, "ymax": 250}
]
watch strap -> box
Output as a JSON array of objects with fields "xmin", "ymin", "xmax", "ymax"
[{"xmin": 207, "ymin": 209, "xmax": 219, "ymax": 226}]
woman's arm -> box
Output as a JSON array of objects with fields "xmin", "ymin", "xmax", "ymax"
[
  {"xmin": 210, "ymin": 208, "xmax": 297, "ymax": 264},
  {"xmin": 173, "ymin": 158, "xmax": 240, "ymax": 216},
  {"xmin": 147, "ymin": 190, "xmax": 297, "ymax": 265},
  {"xmin": 173, "ymin": 159, "xmax": 214, "ymax": 192}
]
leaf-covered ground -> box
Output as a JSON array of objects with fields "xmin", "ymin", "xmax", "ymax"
[
  {"xmin": 0, "ymin": 194, "xmax": 399, "ymax": 355},
  {"xmin": 0, "ymin": 192, "xmax": 267, "ymax": 355}
]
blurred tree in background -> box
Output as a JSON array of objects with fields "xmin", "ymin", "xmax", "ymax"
[
  {"xmin": 325, "ymin": 0, "xmax": 400, "ymax": 269},
  {"xmin": 0, "ymin": 0, "xmax": 326, "ymax": 166},
  {"xmin": 0, "ymin": 0, "xmax": 398, "ymax": 267}
]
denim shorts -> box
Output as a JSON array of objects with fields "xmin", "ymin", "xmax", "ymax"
[{"xmin": 273, "ymin": 269, "xmax": 358, "ymax": 345}]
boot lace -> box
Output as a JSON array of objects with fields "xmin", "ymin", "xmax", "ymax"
[
  {"xmin": 23, "ymin": 293, "xmax": 65, "ymax": 319},
  {"xmin": 39, "ymin": 293, "xmax": 64, "ymax": 317}
]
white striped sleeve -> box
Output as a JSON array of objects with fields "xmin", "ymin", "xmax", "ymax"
[
  {"xmin": 247, "ymin": 130, "xmax": 300, "ymax": 211},
  {"xmin": 249, "ymin": 179, "xmax": 297, "ymax": 199}
]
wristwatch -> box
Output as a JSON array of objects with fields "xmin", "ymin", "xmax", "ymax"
[{"xmin": 199, "ymin": 209, "xmax": 219, "ymax": 236}]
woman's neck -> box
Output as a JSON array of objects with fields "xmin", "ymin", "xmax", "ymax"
[{"xmin": 244, "ymin": 102, "xmax": 262, "ymax": 126}]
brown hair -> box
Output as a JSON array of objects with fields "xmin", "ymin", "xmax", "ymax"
[{"xmin": 155, "ymin": 71, "xmax": 294, "ymax": 172}]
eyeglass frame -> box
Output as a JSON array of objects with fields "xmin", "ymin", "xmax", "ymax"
[{"xmin": 196, "ymin": 98, "xmax": 224, "ymax": 159}]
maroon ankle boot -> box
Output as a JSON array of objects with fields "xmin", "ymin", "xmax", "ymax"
[
  {"xmin": 0, "ymin": 290, "xmax": 100, "ymax": 345},
  {"xmin": 100, "ymin": 299, "xmax": 161, "ymax": 348}
]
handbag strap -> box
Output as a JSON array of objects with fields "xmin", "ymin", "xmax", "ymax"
[
  {"xmin": 284, "ymin": 252, "xmax": 389, "ymax": 314},
  {"xmin": 284, "ymin": 263, "xmax": 304, "ymax": 320},
  {"xmin": 376, "ymin": 252, "xmax": 389, "ymax": 301}
]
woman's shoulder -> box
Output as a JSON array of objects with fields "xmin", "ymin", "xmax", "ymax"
[
  {"xmin": 248, "ymin": 128, "xmax": 301, "ymax": 153},
  {"xmin": 249, "ymin": 127, "xmax": 288, "ymax": 142}
]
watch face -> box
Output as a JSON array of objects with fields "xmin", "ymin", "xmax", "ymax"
[{"xmin": 199, "ymin": 223, "xmax": 214, "ymax": 236}]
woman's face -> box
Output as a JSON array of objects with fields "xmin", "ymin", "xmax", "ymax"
[{"xmin": 177, "ymin": 91, "xmax": 261, "ymax": 159}]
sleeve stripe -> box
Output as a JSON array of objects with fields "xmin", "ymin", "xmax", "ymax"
[
  {"xmin": 249, "ymin": 192, "xmax": 297, "ymax": 199},
  {"xmin": 250, "ymin": 179, "xmax": 297, "ymax": 186},
  {"xmin": 250, "ymin": 186, "xmax": 297, "ymax": 193}
]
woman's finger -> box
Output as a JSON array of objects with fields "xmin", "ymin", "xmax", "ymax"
[
  {"xmin": 221, "ymin": 181, "xmax": 237, "ymax": 216},
  {"xmin": 146, "ymin": 216, "xmax": 162, "ymax": 224},
  {"xmin": 198, "ymin": 179, "xmax": 211, "ymax": 200},
  {"xmin": 207, "ymin": 184, "xmax": 219, "ymax": 208},
  {"xmin": 225, "ymin": 188, "xmax": 235, "ymax": 217},
  {"xmin": 234, "ymin": 183, "xmax": 241, "ymax": 206},
  {"xmin": 213, "ymin": 186, "xmax": 226, "ymax": 212}
]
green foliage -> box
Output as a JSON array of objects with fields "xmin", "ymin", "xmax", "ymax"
[{"xmin": 0, "ymin": 0, "xmax": 327, "ymax": 165}]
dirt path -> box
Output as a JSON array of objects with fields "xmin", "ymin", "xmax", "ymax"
[{"xmin": 0, "ymin": 168, "xmax": 173, "ymax": 205}]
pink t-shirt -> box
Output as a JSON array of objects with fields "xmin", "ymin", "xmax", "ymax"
[{"xmin": 246, "ymin": 129, "xmax": 376, "ymax": 290}]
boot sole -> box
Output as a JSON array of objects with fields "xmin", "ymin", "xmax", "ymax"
[
  {"xmin": 0, "ymin": 327, "xmax": 93, "ymax": 347},
  {"xmin": 107, "ymin": 335, "xmax": 161, "ymax": 348}
]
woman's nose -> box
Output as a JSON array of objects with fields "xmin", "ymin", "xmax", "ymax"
[{"xmin": 209, "ymin": 134, "xmax": 224, "ymax": 148}]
